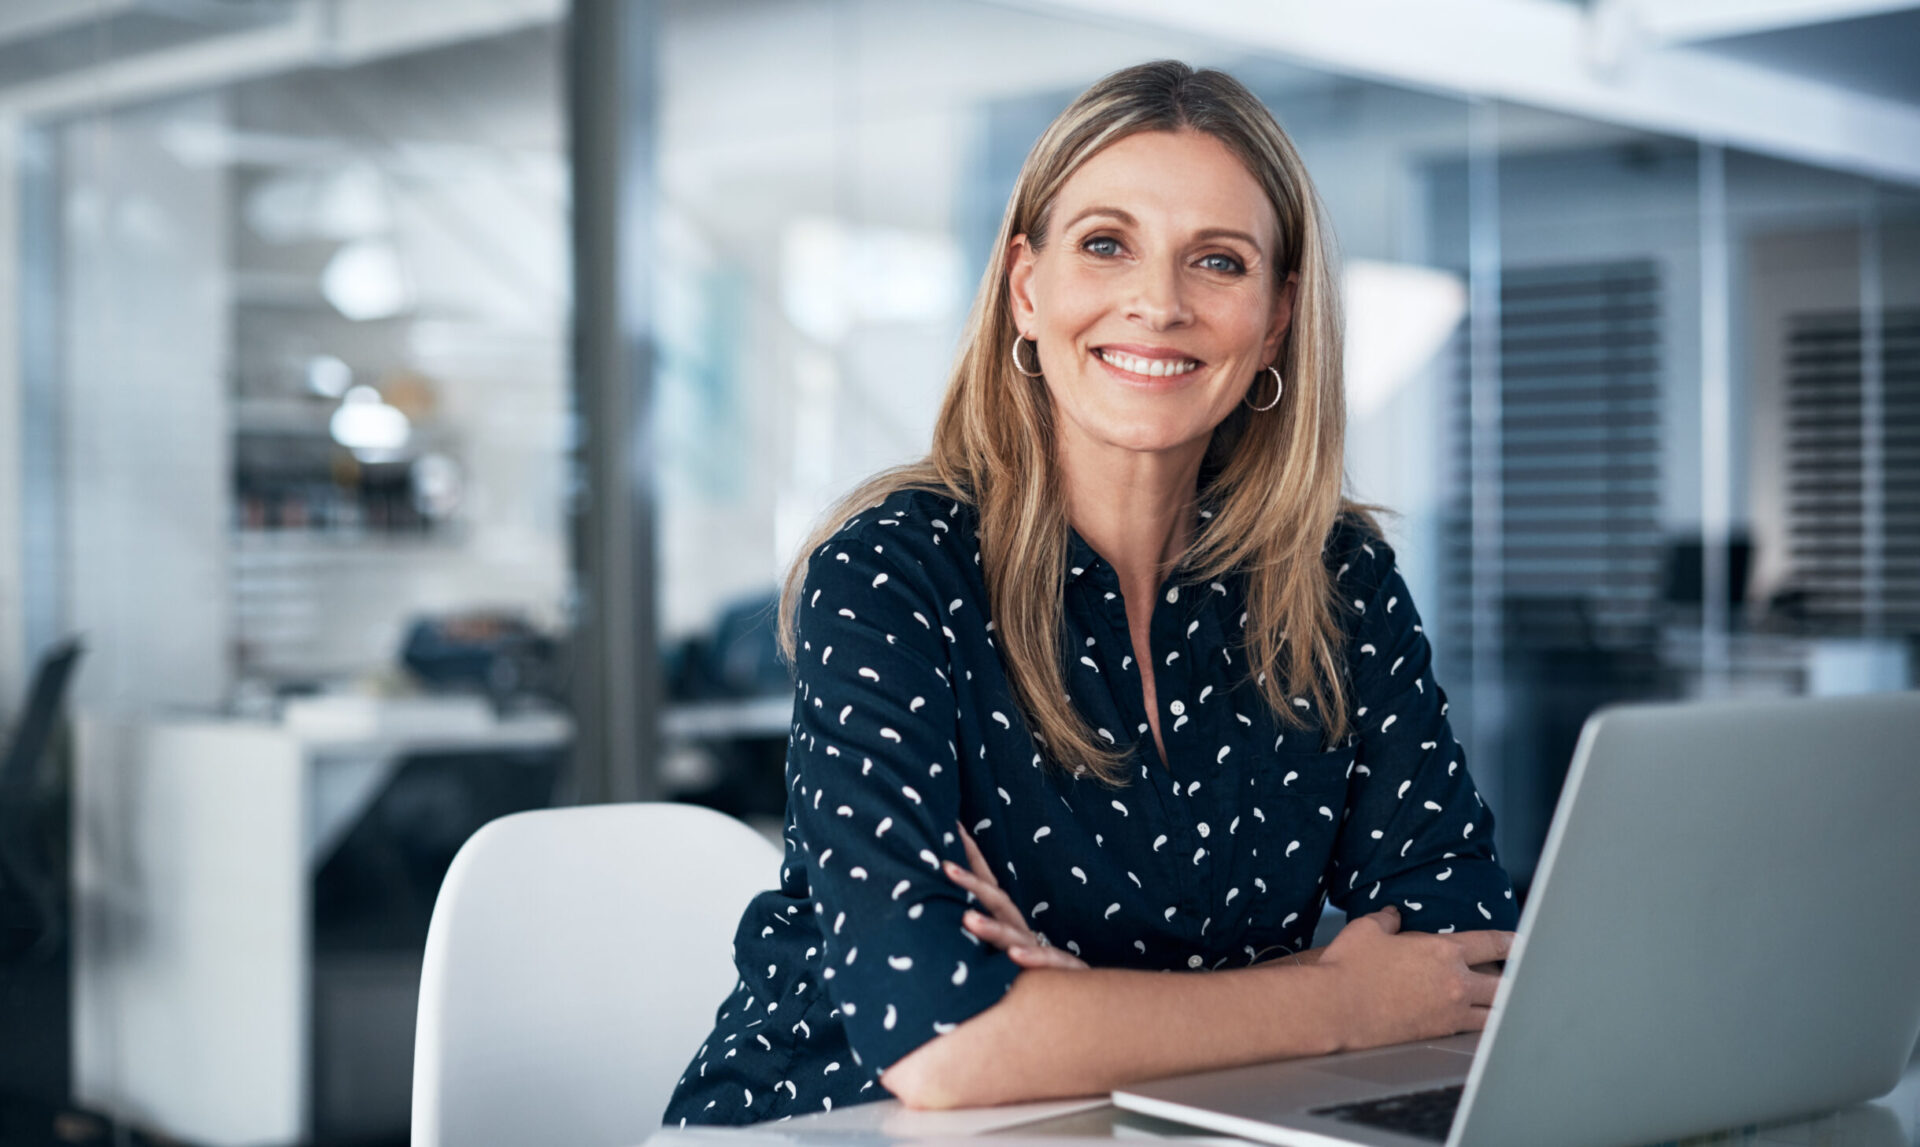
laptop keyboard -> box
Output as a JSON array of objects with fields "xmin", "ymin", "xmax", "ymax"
[{"xmin": 1309, "ymin": 1083, "xmax": 1463, "ymax": 1143}]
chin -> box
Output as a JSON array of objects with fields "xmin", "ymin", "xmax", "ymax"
[
  {"xmin": 1083, "ymin": 414, "xmax": 1212, "ymax": 456},
  {"xmin": 1054, "ymin": 381, "xmax": 1227, "ymax": 458}
]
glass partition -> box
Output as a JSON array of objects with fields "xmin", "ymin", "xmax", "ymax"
[
  {"xmin": 5, "ymin": 12, "xmax": 571, "ymax": 1143},
  {"xmin": 1421, "ymin": 107, "xmax": 1712, "ymax": 884},
  {"xmin": 1730, "ymin": 156, "xmax": 1920, "ymax": 687}
]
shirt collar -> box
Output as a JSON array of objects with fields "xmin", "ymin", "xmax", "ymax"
[{"xmin": 1065, "ymin": 525, "xmax": 1103, "ymax": 583}]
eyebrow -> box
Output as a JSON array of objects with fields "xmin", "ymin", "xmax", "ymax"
[
  {"xmin": 1192, "ymin": 226, "xmax": 1263, "ymax": 250},
  {"xmin": 1062, "ymin": 205, "xmax": 1264, "ymax": 252},
  {"xmin": 1063, "ymin": 205, "xmax": 1137, "ymax": 231}
]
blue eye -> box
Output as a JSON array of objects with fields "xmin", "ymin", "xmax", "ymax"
[
  {"xmin": 1199, "ymin": 253, "xmax": 1245, "ymax": 274},
  {"xmin": 1082, "ymin": 236, "xmax": 1121, "ymax": 257}
]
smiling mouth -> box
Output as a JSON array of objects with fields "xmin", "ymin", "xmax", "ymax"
[{"xmin": 1094, "ymin": 348, "xmax": 1203, "ymax": 379}]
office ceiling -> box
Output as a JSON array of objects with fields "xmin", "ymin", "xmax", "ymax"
[
  {"xmin": 0, "ymin": 0, "xmax": 298, "ymax": 93},
  {"xmin": 1689, "ymin": 7, "xmax": 1920, "ymax": 105},
  {"xmin": 1, "ymin": 0, "xmax": 1917, "ymax": 158}
]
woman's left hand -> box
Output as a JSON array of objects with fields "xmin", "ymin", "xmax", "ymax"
[{"xmin": 944, "ymin": 823, "xmax": 1088, "ymax": 970}]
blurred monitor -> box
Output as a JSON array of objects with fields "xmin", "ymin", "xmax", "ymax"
[{"xmin": 1663, "ymin": 534, "xmax": 1754, "ymax": 610}]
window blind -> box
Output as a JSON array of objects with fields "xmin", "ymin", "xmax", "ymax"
[
  {"xmin": 1443, "ymin": 259, "xmax": 1665, "ymax": 653},
  {"xmin": 1781, "ymin": 307, "xmax": 1920, "ymax": 632}
]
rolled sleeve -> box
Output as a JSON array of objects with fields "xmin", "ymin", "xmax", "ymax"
[
  {"xmin": 789, "ymin": 525, "xmax": 1021, "ymax": 1076},
  {"xmin": 1326, "ymin": 536, "xmax": 1519, "ymax": 935}
]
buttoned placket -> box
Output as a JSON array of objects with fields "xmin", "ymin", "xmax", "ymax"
[{"xmin": 1066, "ymin": 527, "xmax": 1241, "ymax": 959}]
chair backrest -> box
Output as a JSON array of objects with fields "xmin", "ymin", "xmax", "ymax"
[
  {"xmin": 0, "ymin": 637, "xmax": 83, "ymax": 960},
  {"xmin": 411, "ymin": 802, "xmax": 781, "ymax": 1147}
]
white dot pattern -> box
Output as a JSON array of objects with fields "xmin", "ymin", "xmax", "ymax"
[{"xmin": 662, "ymin": 490, "xmax": 1515, "ymax": 1126}]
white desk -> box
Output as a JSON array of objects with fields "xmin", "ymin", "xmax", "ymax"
[
  {"xmin": 70, "ymin": 699, "xmax": 570, "ymax": 1147},
  {"xmin": 643, "ymin": 1044, "xmax": 1920, "ymax": 1147}
]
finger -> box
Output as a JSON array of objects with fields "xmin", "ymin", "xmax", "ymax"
[
  {"xmin": 1466, "ymin": 969, "xmax": 1501, "ymax": 1008},
  {"xmin": 1013, "ymin": 937, "xmax": 1090, "ymax": 964},
  {"xmin": 957, "ymin": 826, "xmax": 1001, "ymax": 891},
  {"xmin": 961, "ymin": 908, "xmax": 1018, "ymax": 949},
  {"xmin": 943, "ymin": 858, "xmax": 983, "ymax": 891},
  {"xmin": 1460, "ymin": 1005, "xmax": 1491, "ymax": 1032},
  {"xmin": 1356, "ymin": 905, "xmax": 1400, "ymax": 935},
  {"xmin": 963, "ymin": 909, "xmax": 1036, "ymax": 952},
  {"xmin": 941, "ymin": 860, "xmax": 987, "ymax": 907},
  {"xmin": 1451, "ymin": 929, "xmax": 1516, "ymax": 967},
  {"xmin": 961, "ymin": 904, "xmax": 1018, "ymax": 934},
  {"xmin": 944, "ymin": 862, "xmax": 1028, "ymax": 929},
  {"xmin": 1010, "ymin": 944, "xmax": 1088, "ymax": 970},
  {"xmin": 941, "ymin": 859, "xmax": 1003, "ymax": 909}
]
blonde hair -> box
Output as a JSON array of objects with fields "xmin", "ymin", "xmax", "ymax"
[{"xmin": 778, "ymin": 60, "xmax": 1373, "ymax": 784}]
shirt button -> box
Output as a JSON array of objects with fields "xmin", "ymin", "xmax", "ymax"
[{"xmin": 1187, "ymin": 954, "xmax": 1203, "ymax": 969}]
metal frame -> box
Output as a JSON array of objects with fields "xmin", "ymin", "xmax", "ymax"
[
  {"xmin": 567, "ymin": 0, "xmax": 660, "ymax": 803},
  {"xmin": 1859, "ymin": 190, "xmax": 1886, "ymax": 636},
  {"xmin": 1700, "ymin": 142, "xmax": 1733, "ymax": 688},
  {"xmin": 1465, "ymin": 98, "xmax": 1507, "ymax": 842},
  {"xmin": 16, "ymin": 122, "xmax": 63, "ymax": 690},
  {"xmin": 0, "ymin": 120, "xmax": 22, "ymax": 709}
]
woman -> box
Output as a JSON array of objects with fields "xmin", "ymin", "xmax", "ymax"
[{"xmin": 662, "ymin": 60, "xmax": 1517, "ymax": 1126}]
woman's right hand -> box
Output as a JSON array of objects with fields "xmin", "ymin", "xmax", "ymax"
[
  {"xmin": 1311, "ymin": 905, "xmax": 1515, "ymax": 1051},
  {"xmin": 945, "ymin": 824, "xmax": 1089, "ymax": 971}
]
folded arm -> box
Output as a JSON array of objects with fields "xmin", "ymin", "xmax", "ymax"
[
  {"xmin": 879, "ymin": 958, "xmax": 1347, "ymax": 1108},
  {"xmin": 1328, "ymin": 538, "xmax": 1519, "ymax": 934},
  {"xmin": 881, "ymin": 911, "xmax": 1511, "ymax": 1109}
]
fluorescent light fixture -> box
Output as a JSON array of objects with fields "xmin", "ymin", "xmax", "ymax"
[
  {"xmin": 305, "ymin": 354, "xmax": 353, "ymax": 398},
  {"xmin": 321, "ymin": 239, "xmax": 413, "ymax": 321},
  {"xmin": 329, "ymin": 385, "xmax": 411, "ymax": 457}
]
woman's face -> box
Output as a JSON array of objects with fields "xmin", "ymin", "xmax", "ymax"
[{"xmin": 1008, "ymin": 128, "xmax": 1296, "ymax": 461}]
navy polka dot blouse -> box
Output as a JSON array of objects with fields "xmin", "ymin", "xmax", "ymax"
[{"xmin": 662, "ymin": 488, "xmax": 1518, "ymax": 1126}]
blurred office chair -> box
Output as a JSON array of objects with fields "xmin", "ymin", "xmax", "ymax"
[
  {"xmin": 0, "ymin": 638, "xmax": 83, "ymax": 1112},
  {"xmin": 411, "ymin": 802, "xmax": 780, "ymax": 1147},
  {"xmin": 0, "ymin": 637, "xmax": 84, "ymax": 963}
]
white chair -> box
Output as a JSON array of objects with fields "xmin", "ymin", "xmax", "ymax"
[{"xmin": 412, "ymin": 802, "xmax": 781, "ymax": 1147}]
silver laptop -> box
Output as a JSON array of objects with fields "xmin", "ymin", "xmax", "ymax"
[{"xmin": 1113, "ymin": 692, "xmax": 1920, "ymax": 1147}]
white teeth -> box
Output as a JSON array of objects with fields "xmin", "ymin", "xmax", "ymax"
[{"xmin": 1097, "ymin": 349, "xmax": 1199, "ymax": 378}]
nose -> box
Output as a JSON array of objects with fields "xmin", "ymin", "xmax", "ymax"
[{"xmin": 1126, "ymin": 253, "xmax": 1193, "ymax": 330}]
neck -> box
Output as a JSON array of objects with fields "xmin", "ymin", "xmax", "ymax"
[{"xmin": 1055, "ymin": 421, "xmax": 1207, "ymax": 599}]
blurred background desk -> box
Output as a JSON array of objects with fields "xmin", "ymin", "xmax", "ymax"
[{"xmin": 71, "ymin": 697, "xmax": 569, "ymax": 1147}]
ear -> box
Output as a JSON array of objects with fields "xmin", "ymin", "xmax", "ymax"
[
  {"xmin": 1007, "ymin": 233, "xmax": 1039, "ymax": 336},
  {"xmin": 1261, "ymin": 270, "xmax": 1300, "ymax": 364}
]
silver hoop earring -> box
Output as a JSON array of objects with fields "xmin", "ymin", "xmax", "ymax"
[
  {"xmin": 1246, "ymin": 365, "xmax": 1284, "ymax": 412},
  {"xmin": 1010, "ymin": 337, "xmax": 1043, "ymax": 378}
]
